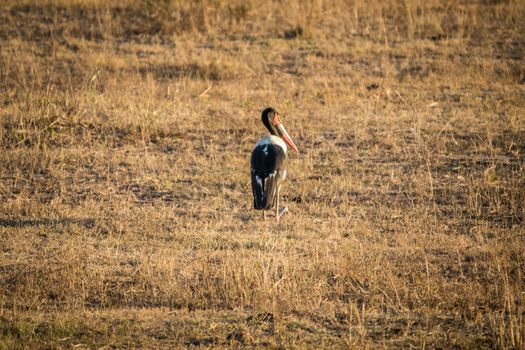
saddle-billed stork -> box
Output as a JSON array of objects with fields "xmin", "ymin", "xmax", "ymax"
[{"xmin": 251, "ymin": 107, "xmax": 299, "ymax": 221}]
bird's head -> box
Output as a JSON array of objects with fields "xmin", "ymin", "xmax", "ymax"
[{"xmin": 261, "ymin": 107, "xmax": 299, "ymax": 153}]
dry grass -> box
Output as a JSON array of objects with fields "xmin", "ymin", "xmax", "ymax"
[{"xmin": 1, "ymin": 0, "xmax": 524, "ymax": 348}]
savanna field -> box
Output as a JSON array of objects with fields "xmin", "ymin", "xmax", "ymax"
[{"xmin": 1, "ymin": 0, "xmax": 524, "ymax": 348}]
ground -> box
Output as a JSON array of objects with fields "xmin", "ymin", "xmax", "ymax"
[{"xmin": 0, "ymin": 0, "xmax": 524, "ymax": 348}]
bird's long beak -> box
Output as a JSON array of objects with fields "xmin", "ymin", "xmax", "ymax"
[{"xmin": 276, "ymin": 123, "xmax": 299, "ymax": 153}]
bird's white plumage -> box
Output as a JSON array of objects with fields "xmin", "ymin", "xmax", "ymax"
[{"xmin": 254, "ymin": 135, "xmax": 287, "ymax": 153}]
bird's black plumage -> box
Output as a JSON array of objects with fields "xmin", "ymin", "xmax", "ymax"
[{"xmin": 251, "ymin": 141, "xmax": 286, "ymax": 210}]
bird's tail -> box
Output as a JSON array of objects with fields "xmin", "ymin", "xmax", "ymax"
[{"xmin": 251, "ymin": 171, "xmax": 277, "ymax": 210}]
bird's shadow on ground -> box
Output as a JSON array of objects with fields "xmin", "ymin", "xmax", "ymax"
[{"xmin": 0, "ymin": 218, "xmax": 96, "ymax": 228}]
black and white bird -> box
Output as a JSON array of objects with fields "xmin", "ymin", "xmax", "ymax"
[{"xmin": 251, "ymin": 107, "xmax": 299, "ymax": 221}]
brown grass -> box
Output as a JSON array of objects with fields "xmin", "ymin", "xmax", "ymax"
[{"xmin": 1, "ymin": 0, "xmax": 524, "ymax": 348}]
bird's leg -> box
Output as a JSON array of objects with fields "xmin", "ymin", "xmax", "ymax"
[
  {"xmin": 279, "ymin": 180, "xmax": 288, "ymax": 219},
  {"xmin": 276, "ymin": 182, "xmax": 288, "ymax": 221},
  {"xmin": 275, "ymin": 184, "xmax": 280, "ymax": 222},
  {"xmin": 262, "ymin": 210, "xmax": 266, "ymax": 220}
]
